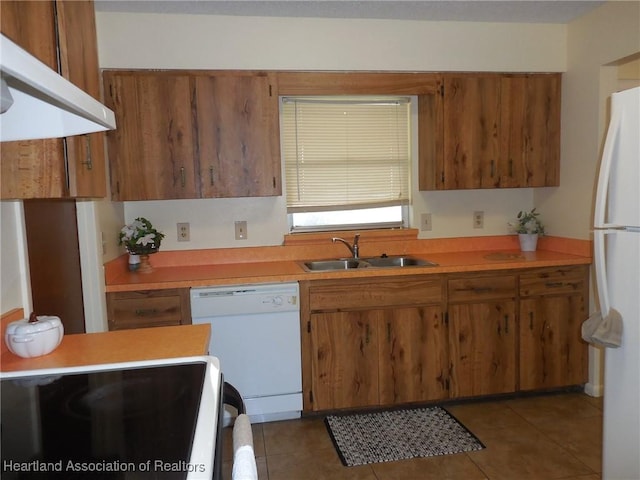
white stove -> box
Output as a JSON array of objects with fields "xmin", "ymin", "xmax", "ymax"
[{"xmin": 1, "ymin": 356, "xmax": 223, "ymax": 479}]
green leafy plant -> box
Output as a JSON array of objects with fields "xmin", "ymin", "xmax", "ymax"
[
  {"xmin": 511, "ymin": 208, "xmax": 545, "ymax": 235},
  {"xmin": 119, "ymin": 217, "xmax": 165, "ymax": 254}
]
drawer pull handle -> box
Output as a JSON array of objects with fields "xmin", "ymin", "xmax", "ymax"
[
  {"xmin": 473, "ymin": 287, "xmax": 493, "ymax": 294},
  {"xmin": 545, "ymin": 282, "xmax": 564, "ymax": 288},
  {"xmin": 180, "ymin": 167, "xmax": 186, "ymax": 187},
  {"xmin": 210, "ymin": 166, "xmax": 215, "ymax": 186},
  {"xmin": 135, "ymin": 308, "xmax": 158, "ymax": 317}
]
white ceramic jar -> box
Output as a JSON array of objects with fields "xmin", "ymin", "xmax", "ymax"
[{"xmin": 5, "ymin": 315, "xmax": 64, "ymax": 358}]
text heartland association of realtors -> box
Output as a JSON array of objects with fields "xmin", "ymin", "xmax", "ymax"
[{"xmin": 2, "ymin": 459, "xmax": 206, "ymax": 474}]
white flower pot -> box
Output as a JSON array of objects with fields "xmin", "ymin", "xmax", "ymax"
[{"xmin": 519, "ymin": 233, "xmax": 538, "ymax": 252}]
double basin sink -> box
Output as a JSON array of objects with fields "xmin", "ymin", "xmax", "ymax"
[{"xmin": 300, "ymin": 256, "xmax": 437, "ymax": 272}]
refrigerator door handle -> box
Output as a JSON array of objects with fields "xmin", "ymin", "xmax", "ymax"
[
  {"xmin": 593, "ymin": 105, "xmax": 623, "ymax": 227},
  {"xmin": 594, "ymin": 229, "xmax": 611, "ymax": 316}
]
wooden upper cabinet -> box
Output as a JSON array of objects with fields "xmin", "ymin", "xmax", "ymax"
[
  {"xmin": 443, "ymin": 74, "xmax": 501, "ymax": 189},
  {"xmin": 0, "ymin": 0, "xmax": 107, "ymax": 199},
  {"xmin": 104, "ymin": 70, "xmax": 281, "ymax": 200},
  {"xmin": 420, "ymin": 72, "xmax": 561, "ymax": 190},
  {"xmin": 500, "ymin": 74, "xmax": 561, "ymax": 187},
  {"xmin": 104, "ymin": 72, "xmax": 199, "ymax": 200},
  {"xmin": 56, "ymin": 0, "xmax": 107, "ymax": 197},
  {"xmin": 195, "ymin": 72, "xmax": 281, "ymax": 197}
]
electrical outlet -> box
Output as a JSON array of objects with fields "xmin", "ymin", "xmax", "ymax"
[
  {"xmin": 177, "ymin": 222, "xmax": 190, "ymax": 242},
  {"xmin": 235, "ymin": 220, "xmax": 248, "ymax": 240},
  {"xmin": 421, "ymin": 213, "xmax": 432, "ymax": 231},
  {"xmin": 473, "ymin": 211, "xmax": 484, "ymax": 229}
]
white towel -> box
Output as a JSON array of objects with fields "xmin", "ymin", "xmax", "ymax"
[
  {"xmin": 582, "ymin": 309, "xmax": 623, "ymax": 348},
  {"xmin": 232, "ymin": 414, "xmax": 257, "ymax": 480}
]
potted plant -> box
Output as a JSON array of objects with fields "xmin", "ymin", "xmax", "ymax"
[
  {"xmin": 119, "ymin": 217, "xmax": 165, "ymax": 273},
  {"xmin": 511, "ymin": 208, "xmax": 545, "ymax": 252}
]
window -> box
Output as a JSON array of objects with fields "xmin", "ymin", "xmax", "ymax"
[{"xmin": 281, "ymin": 96, "xmax": 411, "ymax": 232}]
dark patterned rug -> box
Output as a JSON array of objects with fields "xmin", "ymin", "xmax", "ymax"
[{"xmin": 325, "ymin": 406, "xmax": 485, "ymax": 467}]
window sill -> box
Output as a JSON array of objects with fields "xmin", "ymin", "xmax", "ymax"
[{"xmin": 283, "ymin": 228, "xmax": 419, "ymax": 246}]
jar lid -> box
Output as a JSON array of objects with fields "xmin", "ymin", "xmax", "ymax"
[{"xmin": 6, "ymin": 316, "xmax": 62, "ymax": 336}]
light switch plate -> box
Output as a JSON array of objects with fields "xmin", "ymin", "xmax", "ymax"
[
  {"xmin": 421, "ymin": 213, "xmax": 432, "ymax": 231},
  {"xmin": 235, "ymin": 220, "xmax": 248, "ymax": 240}
]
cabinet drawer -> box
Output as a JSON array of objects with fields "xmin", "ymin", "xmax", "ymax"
[
  {"xmin": 448, "ymin": 275, "xmax": 516, "ymax": 302},
  {"xmin": 519, "ymin": 266, "xmax": 588, "ymax": 297},
  {"xmin": 107, "ymin": 289, "xmax": 191, "ymax": 331},
  {"xmin": 309, "ymin": 276, "xmax": 444, "ymax": 311}
]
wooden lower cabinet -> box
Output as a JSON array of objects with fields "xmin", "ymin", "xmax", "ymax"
[
  {"xmin": 305, "ymin": 275, "xmax": 446, "ymax": 411},
  {"xmin": 309, "ymin": 305, "xmax": 447, "ymax": 411},
  {"xmin": 379, "ymin": 306, "xmax": 448, "ymax": 404},
  {"xmin": 310, "ymin": 310, "xmax": 380, "ymax": 411},
  {"xmin": 519, "ymin": 266, "xmax": 589, "ymax": 390},
  {"xmin": 106, "ymin": 289, "xmax": 191, "ymax": 331},
  {"xmin": 448, "ymin": 301, "xmax": 517, "ymax": 397}
]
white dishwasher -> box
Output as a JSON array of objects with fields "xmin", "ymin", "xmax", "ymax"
[{"xmin": 190, "ymin": 282, "xmax": 302, "ymax": 424}]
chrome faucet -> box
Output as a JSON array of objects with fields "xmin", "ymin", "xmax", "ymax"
[{"xmin": 332, "ymin": 234, "xmax": 360, "ymax": 259}]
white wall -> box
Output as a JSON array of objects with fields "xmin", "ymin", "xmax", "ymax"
[
  {"xmin": 95, "ymin": 12, "xmax": 567, "ymax": 251},
  {"xmin": 535, "ymin": 1, "xmax": 640, "ymax": 240},
  {"xmin": 0, "ymin": 202, "xmax": 31, "ymax": 315}
]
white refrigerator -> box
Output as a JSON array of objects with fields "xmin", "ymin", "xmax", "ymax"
[{"xmin": 593, "ymin": 86, "xmax": 640, "ymax": 480}]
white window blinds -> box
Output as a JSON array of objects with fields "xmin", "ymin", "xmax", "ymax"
[{"xmin": 282, "ymin": 97, "xmax": 411, "ymax": 213}]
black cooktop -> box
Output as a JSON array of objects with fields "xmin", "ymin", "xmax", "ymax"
[{"xmin": 1, "ymin": 363, "xmax": 206, "ymax": 479}]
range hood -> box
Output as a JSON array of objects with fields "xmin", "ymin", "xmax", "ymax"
[{"xmin": 0, "ymin": 33, "xmax": 116, "ymax": 142}]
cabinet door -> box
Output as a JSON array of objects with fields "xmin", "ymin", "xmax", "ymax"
[
  {"xmin": 310, "ymin": 311, "xmax": 379, "ymax": 411},
  {"xmin": 104, "ymin": 72, "xmax": 199, "ymax": 200},
  {"xmin": 0, "ymin": 1, "xmax": 66, "ymax": 199},
  {"xmin": 448, "ymin": 301, "xmax": 517, "ymax": 397},
  {"xmin": 442, "ymin": 74, "xmax": 501, "ymax": 189},
  {"xmin": 379, "ymin": 306, "xmax": 448, "ymax": 404},
  {"xmin": 195, "ymin": 73, "xmax": 282, "ymax": 197},
  {"xmin": 520, "ymin": 295, "xmax": 587, "ymax": 390},
  {"xmin": 501, "ymin": 74, "xmax": 561, "ymax": 187},
  {"xmin": 56, "ymin": 0, "xmax": 107, "ymax": 197}
]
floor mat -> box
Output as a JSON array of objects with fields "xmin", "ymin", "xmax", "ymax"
[{"xmin": 325, "ymin": 406, "xmax": 485, "ymax": 467}]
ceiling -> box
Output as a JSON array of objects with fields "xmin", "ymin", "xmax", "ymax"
[{"xmin": 94, "ymin": 0, "xmax": 606, "ymax": 24}]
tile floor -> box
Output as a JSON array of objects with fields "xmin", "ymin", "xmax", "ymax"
[{"xmin": 222, "ymin": 391, "xmax": 603, "ymax": 480}]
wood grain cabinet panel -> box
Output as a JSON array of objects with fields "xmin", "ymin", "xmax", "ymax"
[
  {"xmin": 0, "ymin": 0, "xmax": 107, "ymax": 199},
  {"xmin": 518, "ymin": 265, "xmax": 588, "ymax": 390},
  {"xmin": 421, "ymin": 72, "xmax": 561, "ymax": 190},
  {"xmin": 103, "ymin": 70, "xmax": 281, "ymax": 200},
  {"xmin": 310, "ymin": 310, "xmax": 380, "ymax": 411},
  {"xmin": 106, "ymin": 289, "xmax": 191, "ymax": 331},
  {"xmin": 195, "ymin": 72, "xmax": 281, "ymax": 197},
  {"xmin": 103, "ymin": 72, "xmax": 199, "ymax": 200},
  {"xmin": 378, "ymin": 306, "xmax": 448, "ymax": 404},
  {"xmin": 305, "ymin": 275, "xmax": 446, "ymax": 412},
  {"xmin": 447, "ymin": 273, "xmax": 518, "ymax": 398},
  {"xmin": 448, "ymin": 301, "xmax": 517, "ymax": 397}
]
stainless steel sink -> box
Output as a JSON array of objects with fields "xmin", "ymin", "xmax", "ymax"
[
  {"xmin": 300, "ymin": 256, "xmax": 437, "ymax": 272},
  {"xmin": 362, "ymin": 256, "xmax": 438, "ymax": 268},
  {"xmin": 301, "ymin": 259, "xmax": 369, "ymax": 271}
]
